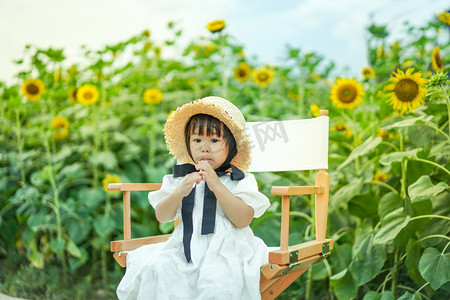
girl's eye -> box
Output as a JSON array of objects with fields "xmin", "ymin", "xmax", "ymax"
[
  {"xmin": 211, "ymin": 138, "xmax": 219, "ymax": 143},
  {"xmin": 193, "ymin": 139, "xmax": 201, "ymax": 143}
]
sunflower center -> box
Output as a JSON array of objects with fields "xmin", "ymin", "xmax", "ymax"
[
  {"xmin": 258, "ymin": 73, "xmax": 268, "ymax": 81},
  {"xmin": 337, "ymin": 84, "xmax": 357, "ymax": 103},
  {"xmin": 83, "ymin": 91, "xmax": 93, "ymax": 99},
  {"xmin": 26, "ymin": 83, "xmax": 39, "ymax": 95},
  {"xmin": 394, "ymin": 79, "xmax": 418, "ymax": 102},
  {"xmin": 238, "ymin": 69, "xmax": 247, "ymax": 77},
  {"xmin": 434, "ymin": 53, "xmax": 444, "ymax": 69}
]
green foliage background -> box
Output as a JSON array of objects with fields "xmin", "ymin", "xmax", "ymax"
[{"xmin": 1, "ymin": 16, "xmax": 449, "ymax": 300}]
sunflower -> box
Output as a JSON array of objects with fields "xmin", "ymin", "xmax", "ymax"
[
  {"xmin": 361, "ymin": 67, "xmax": 375, "ymax": 80},
  {"xmin": 194, "ymin": 43, "xmax": 217, "ymax": 58},
  {"xmin": 310, "ymin": 104, "xmax": 321, "ymax": 117},
  {"xmin": 437, "ymin": 11, "xmax": 450, "ymax": 25},
  {"xmin": 331, "ymin": 123, "xmax": 353, "ymax": 138},
  {"xmin": 50, "ymin": 115, "xmax": 69, "ymax": 140},
  {"xmin": 392, "ymin": 41, "xmax": 400, "ymax": 51},
  {"xmin": 145, "ymin": 41, "xmax": 152, "ymax": 51},
  {"xmin": 234, "ymin": 62, "xmax": 252, "ymax": 82},
  {"xmin": 69, "ymin": 65, "xmax": 77, "ymax": 74},
  {"xmin": 376, "ymin": 127, "xmax": 394, "ymax": 139},
  {"xmin": 54, "ymin": 69, "xmax": 61, "ymax": 82},
  {"xmin": 377, "ymin": 45, "xmax": 384, "ymax": 59},
  {"xmin": 206, "ymin": 20, "xmax": 225, "ymax": 33},
  {"xmin": 77, "ymin": 84, "xmax": 99, "ymax": 106},
  {"xmin": 143, "ymin": 88, "xmax": 163, "ymax": 105},
  {"xmin": 253, "ymin": 67, "xmax": 275, "ymax": 87},
  {"xmin": 330, "ymin": 78, "xmax": 365, "ymax": 110},
  {"xmin": 102, "ymin": 174, "xmax": 121, "ymax": 193},
  {"xmin": 68, "ymin": 88, "xmax": 78, "ymax": 104},
  {"xmin": 374, "ymin": 170, "xmax": 388, "ymax": 182},
  {"xmin": 431, "ymin": 46, "xmax": 444, "ymax": 72},
  {"xmin": 384, "ymin": 68, "xmax": 427, "ymax": 114},
  {"xmin": 21, "ymin": 79, "xmax": 45, "ymax": 102},
  {"xmin": 288, "ymin": 91, "xmax": 300, "ymax": 101}
]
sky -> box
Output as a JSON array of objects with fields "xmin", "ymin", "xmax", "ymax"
[{"xmin": 0, "ymin": 0, "xmax": 448, "ymax": 84}]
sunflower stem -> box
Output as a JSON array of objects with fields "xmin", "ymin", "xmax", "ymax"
[
  {"xmin": 14, "ymin": 109, "xmax": 26, "ymax": 185},
  {"xmin": 399, "ymin": 132, "xmax": 408, "ymax": 200},
  {"xmin": 391, "ymin": 247, "xmax": 400, "ymax": 297},
  {"xmin": 439, "ymin": 85, "xmax": 450, "ymax": 141},
  {"xmin": 44, "ymin": 136, "xmax": 68, "ymax": 282}
]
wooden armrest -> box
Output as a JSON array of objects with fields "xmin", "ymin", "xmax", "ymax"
[
  {"xmin": 271, "ymin": 186, "xmax": 325, "ymax": 195},
  {"xmin": 108, "ymin": 183, "xmax": 162, "ymax": 192},
  {"xmin": 110, "ymin": 234, "xmax": 172, "ymax": 252},
  {"xmin": 268, "ymin": 239, "xmax": 333, "ymax": 265}
]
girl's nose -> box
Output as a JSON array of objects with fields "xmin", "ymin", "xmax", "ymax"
[{"xmin": 201, "ymin": 142, "xmax": 210, "ymax": 152}]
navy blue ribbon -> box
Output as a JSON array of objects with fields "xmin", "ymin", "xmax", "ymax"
[{"xmin": 173, "ymin": 163, "xmax": 244, "ymax": 262}]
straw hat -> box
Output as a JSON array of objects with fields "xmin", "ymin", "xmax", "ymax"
[{"xmin": 164, "ymin": 96, "xmax": 252, "ymax": 171}]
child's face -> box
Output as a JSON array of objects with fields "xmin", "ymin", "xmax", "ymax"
[{"xmin": 189, "ymin": 130, "xmax": 229, "ymax": 169}]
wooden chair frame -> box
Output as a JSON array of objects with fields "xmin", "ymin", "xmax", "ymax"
[{"xmin": 108, "ymin": 110, "xmax": 333, "ymax": 299}]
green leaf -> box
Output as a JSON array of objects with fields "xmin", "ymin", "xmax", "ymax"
[
  {"xmin": 93, "ymin": 216, "xmax": 115, "ymax": 237},
  {"xmin": 78, "ymin": 187, "xmax": 104, "ymax": 209},
  {"xmin": 66, "ymin": 218, "xmax": 91, "ymax": 244},
  {"xmin": 380, "ymin": 149, "xmax": 418, "ymax": 166},
  {"xmin": 52, "ymin": 145, "xmax": 75, "ymax": 163},
  {"xmin": 374, "ymin": 208, "xmax": 410, "ymax": 244},
  {"xmin": 350, "ymin": 234, "xmax": 386, "ymax": 285},
  {"xmin": 348, "ymin": 194, "xmax": 378, "ymax": 219},
  {"xmin": 331, "ymin": 178, "xmax": 364, "ymax": 211},
  {"xmin": 379, "ymin": 291, "xmax": 395, "ymax": 300},
  {"xmin": 338, "ymin": 137, "xmax": 382, "ymax": 170},
  {"xmin": 330, "ymin": 269, "xmax": 358, "ymax": 300},
  {"xmin": 405, "ymin": 239, "xmax": 427, "ymax": 286},
  {"xmin": 378, "ymin": 192, "xmax": 402, "ymax": 220},
  {"xmin": 67, "ymin": 239, "xmax": 82, "ymax": 258},
  {"xmin": 57, "ymin": 163, "xmax": 87, "ymax": 181},
  {"xmin": 418, "ymin": 247, "xmax": 450, "ymax": 290},
  {"xmin": 331, "ymin": 243, "xmax": 353, "ymax": 273},
  {"xmin": 69, "ymin": 247, "xmax": 88, "ymax": 271},
  {"xmin": 397, "ymin": 291, "xmax": 422, "ymax": 300},
  {"xmin": 408, "ymin": 175, "xmax": 448, "ymax": 203},
  {"xmin": 382, "ymin": 115, "xmax": 434, "ymax": 130},
  {"xmin": 88, "ymin": 151, "xmax": 118, "ymax": 170},
  {"xmin": 354, "ymin": 222, "xmax": 373, "ymax": 253},
  {"xmin": 27, "ymin": 213, "xmax": 47, "ymax": 232},
  {"xmin": 363, "ymin": 291, "xmax": 379, "ymax": 300},
  {"xmin": 50, "ymin": 238, "xmax": 65, "ymax": 255}
]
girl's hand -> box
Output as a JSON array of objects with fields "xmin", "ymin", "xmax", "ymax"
[
  {"xmin": 195, "ymin": 160, "xmax": 222, "ymax": 191},
  {"xmin": 175, "ymin": 172, "xmax": 202, "ymax": 197}
]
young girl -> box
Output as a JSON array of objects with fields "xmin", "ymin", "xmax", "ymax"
[{"xmin": 117, "ymin": 96, "xmax": 270, "ymax": 299}]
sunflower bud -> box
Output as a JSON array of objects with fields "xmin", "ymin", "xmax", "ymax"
[{"xmin": 427, "ymin": 71, "xmax": 448, "ymax": 88}]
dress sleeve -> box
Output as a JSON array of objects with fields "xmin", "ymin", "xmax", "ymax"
[
  {"xmin": 148, "ymin": 175, "xmax": 182, "ymax": 221},
  {"xmin": 231, "ymin": 173, "xmax": 270, "ymax": 218}
]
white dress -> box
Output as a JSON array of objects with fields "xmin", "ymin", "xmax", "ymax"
[{"xmin": 116, "ymin": 173, "xmax": 271, "ymax": 300}]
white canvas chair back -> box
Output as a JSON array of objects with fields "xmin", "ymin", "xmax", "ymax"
[{"xmin": 247, "ymin": 116, "xmax": 329, "ymax": 172}]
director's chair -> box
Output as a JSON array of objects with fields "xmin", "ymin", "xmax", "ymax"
[{"xmin": 108, "ymin": 110, "xmax": 332, "ymax": 299}]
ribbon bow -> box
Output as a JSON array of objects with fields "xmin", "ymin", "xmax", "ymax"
[{"xmin": 173, "ymin": 163, "xmax": 244, "ymax": 262}]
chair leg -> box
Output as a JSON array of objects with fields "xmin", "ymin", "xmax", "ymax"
[{"xmin": 260, "ymin": 268, "xmax": 307, "ymax": 299}]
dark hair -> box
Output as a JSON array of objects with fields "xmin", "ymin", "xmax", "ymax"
[{"xmin": 185, "ymin": 114, "xmax": 237, "ymax": 163}]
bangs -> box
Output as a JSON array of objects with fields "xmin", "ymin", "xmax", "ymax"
[{"xmin": 187, "ymin": 114, "xmax": 224, "ymax": 137}]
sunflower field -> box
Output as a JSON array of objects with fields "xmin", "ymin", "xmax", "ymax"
[{"xmin": 1, "ymin": 12, "xmax": 450, "ymax": 300}]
